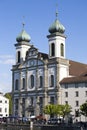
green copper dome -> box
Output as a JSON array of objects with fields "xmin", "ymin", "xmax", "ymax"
[
  {"xmin": 16, "ymin": 29, "xmax": 31, "ymax": 42},
  {"xmin": 49, "ymin": 11, "xmax": 65, "ymax": 34},
  {"xmin": 49, "ymin": 19, "xmax": 65, "ymax": 34}
]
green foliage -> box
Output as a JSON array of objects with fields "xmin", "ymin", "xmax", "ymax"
[
  {"xmin": 4, "ymin": 93, "xmax": 12, "ymax": 115},
  {"xmin": 60, "ymin": 104, "xmax": 72, "ymax": 118},
  {"xmin": 80, "ymin": 102, "xmax": 87, "ymax": 117},
  {"xmin": 43, "ymin": 104, "xmax": 56, "ymax": 117},
  {"xmin": 43, "ymin": 104, "xmax": 71, "ymax": 118}
]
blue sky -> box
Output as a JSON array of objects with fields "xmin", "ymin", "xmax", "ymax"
[{"xmin": 0, "ymin": 0, "xmax": 87, "ymax": 93}]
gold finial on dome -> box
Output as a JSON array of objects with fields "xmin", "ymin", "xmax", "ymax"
[
  {"xmin": 48, "ymin": 2, "xmax": 65, "ymax": 34},
  {"xmin": 56, "ymin": 3, "xmax": 58, "ymax": 19},
  {"xmin": 16, "ymin": 16, "xmax": 31, "ymax": 42},
  {"xmin": 22, "ymin": 16, "xmax": 25, "ymax": 29}
]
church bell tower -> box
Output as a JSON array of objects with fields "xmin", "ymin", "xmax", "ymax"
[
  {"xmin": 15, "ymin": 24, "xmax": 31, "ymax": 64},
  {"xmin": 47, "ymin": 10, "xmax": 66, "ymax": 59}
]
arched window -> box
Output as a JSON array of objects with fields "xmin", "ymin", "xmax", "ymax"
[
  {"xmin": 49, "ymin": 75, "xmax": 54, "ymax": 87},
  {"xmin": 15, "ymin": 99, "xmax": 18, "ymax": 115},
  {"xmin": 22, "ymin": 98, "xmax": 25, "ymax": 117},
  {"xmin": 50, "ymin": 96, "xmax": 55, "ymax": 104},
  {"xmin": 39, "ymin": 76, "xmax": 43, "ymax": 88},
  {"xmin": 60, "ymin": 43, "xmax": 64, "ymax": 56},
  {"xmin": 26, "ymin": 51, "xmax": 28, "ymax": 57},
  {"xmin": 30, "ymin": 97, "xmax": 33, "ymax": 106},
  {"xmin": 15, "ymin": 79, "xmax": 19, "ymax": 90},
  {"xmin": 22, "ymin": 78, "xmax": 25, "ymax": 89},
  {"xmin": 17, "ymin": 51, "xmax": 20, "ymax": 63},
  {"xmin": 51, "ymin": 43, "xmax": 55, "ymax": 56},
  {"xmin": 31, "ymin": 75, "xmax": 34, "ymax": 88},
  {"xmin": 39, "ymin": 97, "xmax": 43, "ymax": 114}
]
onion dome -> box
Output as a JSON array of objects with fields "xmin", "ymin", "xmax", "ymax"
[
  {"xmin": 49, "ymin": 11, "xmax": 65, "ymax": 34},
  {"xmin": 16, "ymin": 29, "xmax": 31, "ymax": 42}
]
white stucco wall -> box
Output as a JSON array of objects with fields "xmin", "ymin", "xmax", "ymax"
[
  {"xmin": 0, "ymin": 94, "xmax": 9, "ymax": 117},
  {"xmin": 49, "ymin": 36, "xmax": 65, "ymax": 58},
  {"xmin": 16, "ymin": 44, "xmax": 30, "ymax": 63},
  {"xmin": 59, "ymin": 64, "xmax": 69, "ymax": 81},
  {"xmin": 61, "ymin": 83, "xmax": 87, "ymax": 122}
]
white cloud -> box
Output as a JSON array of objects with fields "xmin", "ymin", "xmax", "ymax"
[
  {"xmin": 0, "ymin": 55, "xmax": 14, "ymax": 59},
  {"xmin": 0, "ymin": 60, "xmax": 2, "ymax": 63},
  {"xmin": 0, "ymin": 54, "xmax": 14, "ymax": 93},
  {"xmin": 0, "ymin": 73, "xmax": 10, "ymax": 78},
  {"xmin": 0, "ymin": 82, "xmax": 12, "ymax": 94},
  {"xmin": 4, "ymin": 59, "xmax": 15, "ymax": 64},
  {"xmin": 0, "ymin": 55, "xmax": 15, "ymax": 65}
]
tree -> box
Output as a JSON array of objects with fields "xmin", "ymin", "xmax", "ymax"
[
  {"xmin": 80, "ymin": 102, "xmax": 87, "ymax": 121},
  {"xmin": 4, "ymin": 93, "xmax": 12, "ymax": 115},
  {"xmin": 43, "ymin": 104, "xmax": 71, "ymax": 118},
  {"xmin": 60, "ymin": 104, "xmax": 72, "ymax": 118},
  {"xmin": 43, "ymin": 104, "xmax": 56, "ymax": 117}
]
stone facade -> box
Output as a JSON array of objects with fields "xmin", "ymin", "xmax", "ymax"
[{"xmin": 12, "ymin": 10, "xmax": 87, "ymax": 122}]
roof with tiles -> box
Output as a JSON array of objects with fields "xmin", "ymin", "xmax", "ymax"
[
  {"xmin": 60, "ymin": 60, "xmax": 87, "ymax": 84},
  {"xmin": 69, "ymin": 60, "xmax": 87, "ymax": 76},
  {"xmin": 60, "ymin": 75, "xmax": 87, "ymax": 84}
]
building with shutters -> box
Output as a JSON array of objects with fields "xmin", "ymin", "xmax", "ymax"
[{"xmin": 0, "ymin": 92, "xmax": 9, "ymax": 118}]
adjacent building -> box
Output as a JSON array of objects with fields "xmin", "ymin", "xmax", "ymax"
[
  {"xmin": 12, "ymin": 10, "xmax": 87, "ymax": 121},
  {"xmin": 0, "ymin": 92, "xmax": 9, "ymax": 117}
]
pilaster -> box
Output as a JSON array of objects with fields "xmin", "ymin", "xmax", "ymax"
[
  {"xmin": 44, "ymin": 64, "xmax": 48, "ymax": 106},
  {"xmin": 18, "ymin": 97, "xmax": 22, "ymax": 117}
]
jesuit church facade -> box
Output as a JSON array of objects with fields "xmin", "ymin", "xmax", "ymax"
[{"xmin": 12, "ymin": 11, "xmax": 87, "ymax": 121}]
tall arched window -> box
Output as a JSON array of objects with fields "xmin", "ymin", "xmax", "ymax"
[
  {"xmin": 49, "ymin": 75, "xmax": 54, "ymax": 87},
  {"xmin": 30, "ymin": 97, "xmax": 33, "ymax": 106},
  {"xmin": 26, "ymin": 51, "xmax": 28, "ymax": 57},
  {"xmin": 51, "ymin": 43, "xmax": 55, "ymax": 56},
  {"xmin": 15, "ymin": 99, "xmax": 18, "ymax": 115},
  {"xmin": 22, "ymin": 78, "xmax": 25, "ymax": 89},
  {"xmin": 31, "ymin": 75, "xmax": 34, "ymax": 88},
  {"xmin": 22, "ymin": 98, "xmax": 25, "ymax": 117},
  {"xmin": 39, "ymin": 97, "xmax": 43, "ymax": 114},
  {"xmin": 60, "ymin": 43, "xmax": 64, "ymax": 56},
  {"xmin": 15, "ymin": 79, "xmax": 19, "ymax": 90},
  {"xmin": 39, "ymin": 76, "xmax": 43, "ymax": 88},
  {"xmin": 17, "ymin": 51, "xmax": 20, "ymax": 63},
  {"xmin": 50, "ymin": 96, "xmax": 55, "ymax": 104}
]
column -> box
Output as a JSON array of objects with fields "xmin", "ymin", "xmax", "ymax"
[
  {"xmin": 19, "ymin": 71, "xmax": 22, "ymax": 91},
  {"xmin": 35, "ymin": 96, "xmax": 40, "ymax": 116},
  {"xmin": 56, "ymin": 62, "xmax": 61, "ymax": 104},
  {"xmin": 18, "ymin": 97, "xmax": 22, "ymax": 117},
  {"xmin": 26, "ymin": 69, "xmax": 28, "ymax": 91},
  {"xmin": 25, "ymin": 97, "xmax": 29, "ymax": 117},
  {"xmin": 44, "ymin": 64, "xmax": 48, "ymax": 106}
]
